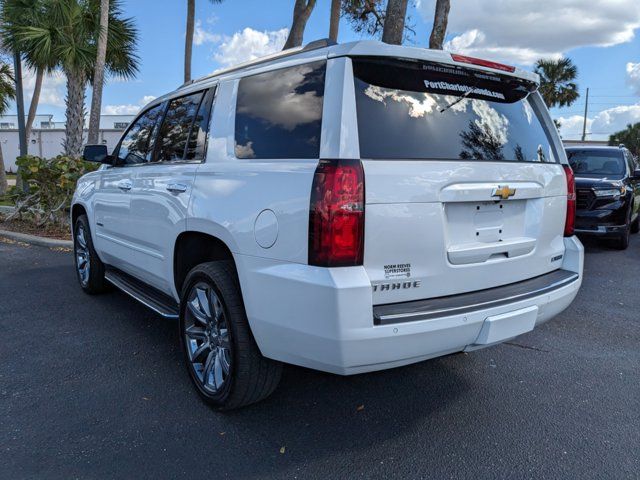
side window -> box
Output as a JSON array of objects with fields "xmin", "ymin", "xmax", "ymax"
[
  {"xmin": 155, "ymin": 91, "xmax": 205, "ymax": 162},
  {"xmin": 234, "ymin": 60, "xmax": 326, "ymax": 159},
  {"xmin": 184, "ymin": 88, "xmax": 215, "ymax": 160},
  {"xmin": 116, "ymin": 104, "xmax": 164, "ymax": 165}
]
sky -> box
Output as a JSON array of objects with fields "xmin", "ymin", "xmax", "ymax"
[{"xmin": 11, "ymin": 0, "xmax": 640, "ymax": 141}]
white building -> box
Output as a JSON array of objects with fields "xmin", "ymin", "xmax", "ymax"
[{"xmin": 0, "ymin": 114, "xmax": 134, "ymax": 172}]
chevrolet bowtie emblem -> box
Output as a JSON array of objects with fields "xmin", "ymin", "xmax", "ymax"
[{"xmin": 492, "ymin": 185, "xmax": 516, "ymax": 200}]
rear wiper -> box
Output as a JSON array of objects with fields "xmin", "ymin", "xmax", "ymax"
[{"xmin": 439, "ymin": 77, "xmax": 481, "ymax": 113}]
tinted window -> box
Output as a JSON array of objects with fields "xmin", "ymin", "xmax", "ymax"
[
  {"xmin": 116, "ymin": 104, "xmax": 164, "ymax": 165},
  {"xmin": 235, "ymin": 61, "xmax": 326, "ymax": 159},
  {"xmin": 156, "ymin": 91, "xmax": 205, "ymax": 162},
  {"xmin": 353, "ymin": 58, "xmax": 556, "ymax": 163},
  {"xmin": 184, "ymin": 89, "xmax": 214, "ymax": 161},
  {"xmin": 567, "ymin": 149, "xmax": 626, "ymax": 177}
]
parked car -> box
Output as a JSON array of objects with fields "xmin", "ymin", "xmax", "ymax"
[
  {"xmin": 72, "ymin": 39, "xmax": 583, "ymax": 409},
  {"xmin": 566, "ymin": 145, "xmax": 640, "ymax": 249}
]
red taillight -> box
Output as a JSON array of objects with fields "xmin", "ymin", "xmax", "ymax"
[
  {"xmin": 451, "ymin": 53, "xmax": 516, "ymax": 73},
  {"xmin": 563, "ymin": 165, "xmax": 576, "ymax": 237},
  {"xmin": 309, "ymin": 159, "xmax": 365, "ymax": 267}
]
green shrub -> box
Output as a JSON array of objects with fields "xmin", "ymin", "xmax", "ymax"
[{"xmin": 7, "ymin": 155, "xmax": 99, "ymax": 226}]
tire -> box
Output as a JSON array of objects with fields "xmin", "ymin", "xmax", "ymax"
[
  {"xmin": 73, "ymin": 214, "xmax": 109, "ymax": 294},
  {"xmin": 179, "ymin": 260, "xmax": 282, "ymax": 410},
  {"xmin": 631, "ymin": 209, "xmax": 639, "ymax": 234},
  {"xmin": 613, "ymin": 209, "xmax": 632, "ymax": 250}
]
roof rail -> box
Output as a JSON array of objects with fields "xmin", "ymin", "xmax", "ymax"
[
  {"xmin": 180, "ymin": 38, "xmax": 337, "ymax": 89},
  {"xmin": 302, "ymin": 38, "xmax": 337, "ymax": 51}
]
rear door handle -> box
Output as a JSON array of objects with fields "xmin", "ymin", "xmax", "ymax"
[
  {"xmin": 167, "ymin": 183, "xmax": 188, "ymax": 193},
  {"xmin": 117, "ymin": 179, "xmax": 132, "ymax": 191}
]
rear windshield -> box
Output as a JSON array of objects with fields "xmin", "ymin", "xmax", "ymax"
[
  {"xmin": 567, "ymin": 150, "xmax": 626, "ymax": 178},
  {"xmin": 352, "ymin": 58, "xmax": 557, "ymax": 163}
]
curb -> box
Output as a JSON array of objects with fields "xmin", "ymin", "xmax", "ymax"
[{"xmin": 0, "ymin": 229, "xmax": 73, "ymax": 248}]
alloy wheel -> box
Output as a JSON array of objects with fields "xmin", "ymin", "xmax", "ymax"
[
  {"xmin": 183, "ymin": 282, "xmax": 232, "ymax": 394},
  {"xmin": 75, "ymin": 225, "xmax": 90, "ymax": 286}
]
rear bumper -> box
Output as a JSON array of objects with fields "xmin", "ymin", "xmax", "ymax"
[{"xmin": 235, "ymin": 236, "xmax": 583, "ymax": 375}]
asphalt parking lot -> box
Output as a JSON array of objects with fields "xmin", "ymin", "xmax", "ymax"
[{"xmin": 1, "ymin": 236, "xmax": 639, "ymax": 479}]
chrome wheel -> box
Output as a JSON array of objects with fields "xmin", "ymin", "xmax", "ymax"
[
  {"xmin": 75, "ymin": 225, "xmax": 90, "ymax": 286},
  {"xmin": 184, "ymin": 282, "xmax": 231, "ymax": 394}
]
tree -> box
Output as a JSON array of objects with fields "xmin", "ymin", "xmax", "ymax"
[
  {"xmin": 341, "ymin": 0, "xmax": 414, "ymax": 42},
  {"xmin": 1, "ymin": 0, "xmax": 50, "ymax": 150},
  {"xmin": 428, "ymin": 0, "xmax": 450, "ymax": 49},
  {"xmin": 329, "ymin": 0, "xmax": 341, "ymax": 41},
  {"xmin": 0, "ymin": 62, "xmax": 16, "ymax": 195},
  {"xmin": 341, "ymin": 0, "xmax": 385, "ymax": 37},
  {"xmin": 609, "ymin": 123, "xmax": 640, "ymax": 157},
  {"xmin": 88, "ymin": 0, "xmax": 109, "ymax": 144},
  {"xmin": 534, "ymin": 57, "xmax": 579, "ymax": 109},
  {"xmin": 184, "ymin": 0, "xmax": 223, "ymax": 83},
  {"xmin": 381, "ymin": 0, "xmax": 408, "ymax": 45},
  {"xmin": 8, "ymin": 0, "xmax": 139, "ymax": 158},
  {"xmin": 283, "ymin": 0, "xmax": 317, "ymax": 50}
]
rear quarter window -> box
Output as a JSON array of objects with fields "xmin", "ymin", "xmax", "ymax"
[
  {"xmin": 234, "ymin": 60, "xmax": 326, "ymax": 159},
  {"xmin": 353, "ymin": 58, "xmax": 557, "ymax": 163}
]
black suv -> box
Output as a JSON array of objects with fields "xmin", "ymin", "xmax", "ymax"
[{"xmin": 566, "ymin": 145, "xmax": 640, "ymax": 249}]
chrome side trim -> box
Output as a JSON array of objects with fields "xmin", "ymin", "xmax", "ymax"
[{"xmin": 374, "ymin": 270, "xmax": 579, "ymax": 326}]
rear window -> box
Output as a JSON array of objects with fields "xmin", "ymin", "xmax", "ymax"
[
  {"xmin": 235, "ymin": 61, "xmax": 326, "ymax": 159},
  {"xmin": 567, "ymin": 150, "xmax": 626, "ymax": 177},
  {"xmin": 353, "ymin": 58, "xmax": 557, "ymax": 163}
]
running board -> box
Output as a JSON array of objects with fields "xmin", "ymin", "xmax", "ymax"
[{"xmin": 105, "ymin": 269, "xmax": 179, "ymax": 319}]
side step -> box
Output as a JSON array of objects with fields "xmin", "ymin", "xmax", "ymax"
[{"xmin": 105, "ymin": 269, "xmax": 179, "ymax": 319}]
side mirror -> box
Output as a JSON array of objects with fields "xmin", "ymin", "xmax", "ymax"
[{"xmin": 83, "ymin": 144, "xmax": 110, "ymax": 163}]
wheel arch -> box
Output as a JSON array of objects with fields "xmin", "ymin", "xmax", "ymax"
[
  {"xmin": 71, "ymin": 203, "xmax": 88, "ymax": 229},
  {"xmin": 173, "ymin": 230, "xmax": 238, "ymax": 297}
]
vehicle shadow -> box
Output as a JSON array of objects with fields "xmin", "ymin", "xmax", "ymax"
[
  {"xmin": 209, "ymin": 356, "xmax": 472, "ymax": 476},
  {"xmin": 577, "ymin": 234, "xmax": 627, "ymax": 254}
]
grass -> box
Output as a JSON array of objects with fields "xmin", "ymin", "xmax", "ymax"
[{"xmin": 7, "ymin": 173, "xmax": 16, "ymax": 180}]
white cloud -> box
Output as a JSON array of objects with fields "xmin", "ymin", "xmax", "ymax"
[
  {"xmin": 627, "ymin": 62, "xmax": 640, "ymax": 95},
  {"xmin": 557, "ymin": 115, "xmax": 592, "ymax": 139},
  {"xmin": 558, "ymin": 104, "xmax": 640, "ymax": 140},
  {"xmin": 140, "ymin": 95, "xmax": 157, "ymax": 105},
  {"xmin": 103, "ymin": 95, "xmax": 156, "ymax": 115},
  {"xmin": 417, "ymin": 0, "xmax": 640, "ymax": 65},
  {"xmin": 214, "ymin": 27, "xmax": 288, "ymax": 68},
  {"xmin": 22, "ymin": 66, "xmax": 66, "ymax": 108},
  {"xmin": 193, "ymin": 20, "xmax": 220, "ymax": 46}
]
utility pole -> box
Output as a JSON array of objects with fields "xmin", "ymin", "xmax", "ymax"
[
  {"xmin": 581, "ymin": 87, "xmax": 589, "ymax": 142},
  {"xmin": 13, "ymin": 50, "xmax": 29, "ymax": 192}
]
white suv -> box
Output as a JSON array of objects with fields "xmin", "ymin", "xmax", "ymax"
[{"xmin": 72, "ymin": 40, "xmax": 583, "ymax": 409}]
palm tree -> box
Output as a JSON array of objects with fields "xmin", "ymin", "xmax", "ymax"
[
  {"xmin": 0, "ymin": 62, "xmax": 16, "ymax": 195},
  {"xmin": 1, "ymin": 0, "xmax": 50, "ymax": 149},
  {"xmin": 534, "ymin": 58, "xmax": 579, "ymax": 109},
  {"xmin": 184, "ymin": 0, "xmax": 223, "ymax": 83},
  {"xmin": 88, "ymin": 0, "xmax": 109, "ymax": 144},
  {"xmin": 8, "ymin": 0, "xmax": 138, "ymax": 158}
]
